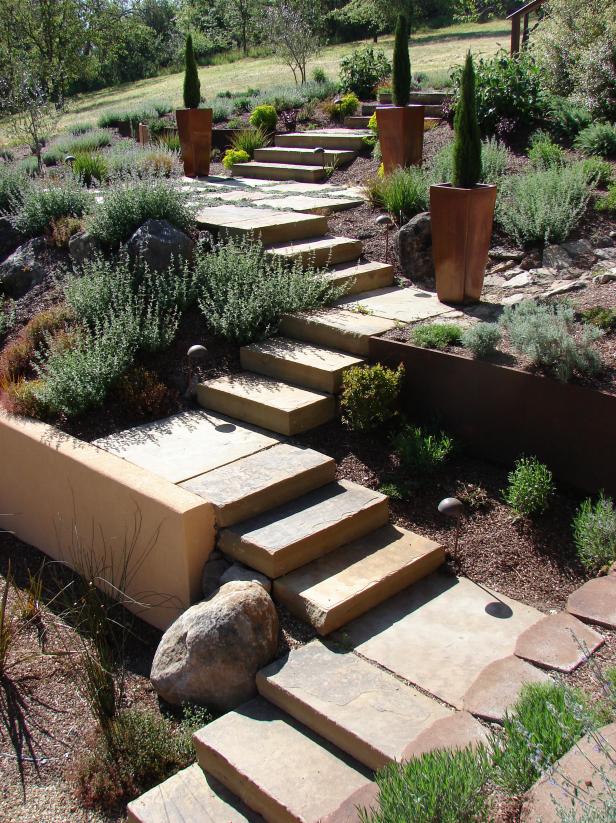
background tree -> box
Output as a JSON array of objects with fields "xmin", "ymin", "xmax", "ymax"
[{"xmin": 265, "ymin": 0, "xmax": 325, "ymax": 85}]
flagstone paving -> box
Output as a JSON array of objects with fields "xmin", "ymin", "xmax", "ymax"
[
  {"xmin": 336, "ymin": 286, "xmax": 456, "ymax": 323},
  {"xmin": 461, "ymin": 655, "xmax": 551, "ymax": 723},
  {"xmin": 514, "ymin": 612, "xmax": 604, "ymax": 673},
  {"xmin": 566, "ymin": 575, "xmax": 616, "ymax": 629}
]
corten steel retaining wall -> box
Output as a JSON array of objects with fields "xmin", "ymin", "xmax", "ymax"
[
  {"xmin": 0, "ymin": 412, "xmax": 216, "ymax": 631},
  {"xmin": 370, "ymin": 338, "xmax": 616, "ymax": 497}
]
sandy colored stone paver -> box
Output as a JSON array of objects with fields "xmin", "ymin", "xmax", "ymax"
[
  {"xmin": 195, "ymin": 205, "xmax": 327, "ymax": 244},
  {"xmin": 514, "ymin": 612, "xmax": 605, "ymax": 673},
  {"xmin": 462, "ymin": 655, "xmax": 551, "ymax": 723},
  {"xmin": 521, "ymin": 722, "xmax": 616, "ymax": 823},
  {"xmin": 180, "ymin": 443, "xmax": 336, "ymax": 527},
  {"xmin": 266, "ymin": 235, "xmax": 362, "ymax": 268},
  {"xmin": 257, "ymin": 640, "xmax": 452, "ymax": 770},
  {"xmin": 338, "ymin": 575, "xmax": 543, "ymax": 709},
  {"xmin": 336, "ymin": 286, "xmax": 456, "ymax": 323},
  {"xmin": 279, "ymin": 309, "xmax": 397, "ymax": 356},
  {"xmin": 401, "ymin": 711, "xmax": 489, "ymax": 760},
  {"xmin": 193, "ymin": 698, "xmax": 373, "ymax": 823},
  {"xmin": 567, "ymin": 575, "xmax": 616, "ymax": 629},
  {"xmin": 93, "ymin": 410, "xmax": 280, "ymax": 484},
  {"xmin": 254, "ymin": 195, "xmax": 363, "ymax": 214}
]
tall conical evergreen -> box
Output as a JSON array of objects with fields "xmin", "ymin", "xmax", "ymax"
[
  {"xmin": 392, "ymin": 13, "xmax": 411, "ymax": 107},
  {"xmin": 452, "ymin": 52, "xmax": 482, "ymax": 188},
  {"xmin": 183, "ymin": 34, "xmax": 201, "ymax": 109}
]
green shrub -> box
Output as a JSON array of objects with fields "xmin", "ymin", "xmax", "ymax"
[
  {"xmin": 597, "ymin": 183, "xmax": 616, "ymax": 213},
  {"xmin": 546, "ymin": 96, "xmax": 592, "ymax": 140},
  {"xmin": 223, "ymin": 148, "xmax": 250, "ymax": 169},
  {"xmin": 209, "ymin": 97, "xmax": 234, "ymax": 123},
  {"xmin": 325, "ymin": 93, "xmax": 360, "ymax": 122},
  {"xmin": 528, "ymin": 132, "xmax": 567, "ymax": 169},
  {"xmin": 575, "ymin": 123, "xmax": 616, "ymax": 158},
  {"xmin": 393, "ymin": 424, "xmax": 454, "ymax": 475},
  {"xmin": 340, "ymin": 364, "xmax": 404, "ymax": 432},
  {"xmin": 311, "ymin": 67, "xmax": 328, "ymax": 84},
  {"xmin": 193, "ymin": 238, "xmax": 341, "ymax": 345},
  {"xmin": 581, "ymin": 157, "xmax": 613, "ymax": 188},
  {"xmin": 392, "ymin": 14, "xmax": 411, "ymax": 108},
  {"xmin": 70, "ymin": 122, "xmax": 96, "ymax": 136},
  {"xmin": 581, "ymin": 306, "xmax": 616, "ymax": 332},
  {"xmin": 430, "ymin": 138, "xmax": 509, "ymax": 185},
  {"xmin": 366, "ymin": 166, "xmax": 428, "ymax": 224},
  {"xmin": 492, "ymin": 683, "xmax": 601, "ymax": 795},
  {"xmin": 17, "ymin": 156, "xmax": 40, "ymax": 177},
  {"xmin": 97, "ymin": 102, "xmax": 172, "ymax": 132},
  {"xmin": 496, "ymin": 164, "xmax": 592, "ymax": 246},
  {"xmin": 0, "ymin": 165, "xmax": 28, "ymax": 212},
  {"xmin": 462, "ymin": 322, "xmax": 502, "ymax": 358},
  {"xmin": 55, "ymin": 129, "xmax": 113, "ymax": 155},
  {"xmin": 248, "ymin": 104, "xmax": 277, "ymax": 132},
  {"xmin": 183, "ymin": 33, "xmax": 201, "ymax": 109},
  {"xmin": 453, "ymin": 51, "xmax": 482, "ymax": 188},
  {"xmin": 339, "ymin": 46, "xmax": 391, "ymax": 99},
  {"xmin": 230, "ymin": 127, "xmax": 268, "ymax": 157},
  {"xmin": 410, "ymin": 323, "xmax": 462, "ymax": 350},
  {"xmin": 73, "ymin": 153, "xmax": 108, "ymax": 186},
  {"xmin": 105, "ymin": 144, "xmax": 180, "ymax": 180},
  {"xmin": 500, "ymin": 300, "xmax": 602, "ymax": 381},
  {"xmin": 42, "ymin": 147, "xmax": 66, "ymax": 167},
  {"xmin": 360, "ymin": 745, "xmax": 491, "ymax": 823},
  {"xmin": 572, "ymin": 492, "xmax": 616, "ymax": 573},
  {"xmin": 89, "ymin": 179, "xmax": 194, "ymax": 248},
  {"xmin": 12, "ymin": 181, "xmax": 90, "ymax": 238},
  {"xmin": 0, "ymin": 299, "xmax": 16, "ymax": 338},
  {"xmin": 503, "ymin": 455, "xmax": 554, "ymax": 516}
]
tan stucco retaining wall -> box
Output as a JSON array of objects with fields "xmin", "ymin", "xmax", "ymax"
[{"xmin": 0, "ymin": 412, "xmax": 216, "ymax": 631}]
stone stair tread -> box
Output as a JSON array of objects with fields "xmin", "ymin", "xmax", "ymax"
[
  {"xmin": 257, "ymin": 639, "xmax": 452, "ymax": 770},
  {"xmin": 273, "ymin": 524, "xmax": 445, "ymax": 635},
  {"xmin": 241, "ymin": 337, "xmax": 363, "ymax": 394},
  {"xmin": 275, "ymin": 131, "xmax": 370, "ymax": 151},
  {"xmin": 324, "ymin": 261, "xmax": 394, "ymax": 293},
  {"xmin": 195, "ymin": 205, "xmax": 327, "ymax": 244},
  {"xmin": 179, "ymin": 443, "xmax": 336, "ymax": 527},
  {"xmin": 266, "ymin": 235, "xmax": 363, "ymax": 268},
  {"xmin": 267, "ymin": 235, "xmax": 362, "ymax": 254},
  {"xmin": 336, "ymin": 286, "xmax": 455, "ymax": 324},
  {"xmin": 279, "ymin": 308, "xmax": 397, "ymax": 356},
  {"xmin": 193, "ymin": 697, "xmax": 374, "ymax": 823},
  {"xmin": 254, "ymin": 147, "xmax": 356, "ymax": 166},
  {"xmin": 219, "ymin": 479, "xmax": 389, "ymax": 578},
  {"xmin": 254, "ymin": 194, "xmax": 363, "ymax": 215},
  {"xmin": 236, "ymin": 161, "xmax": 325, "ymax": 172},
  {"xmin": 197, "ymin": 373, "xmax": 336, "ymax": 437},
  {"xmin": 232, "ymin": 162, "xmax": 326, "ymax": 183},
  {"xmin": 127, "ymin": 764, "xmax": 263, "ymax": 823}
]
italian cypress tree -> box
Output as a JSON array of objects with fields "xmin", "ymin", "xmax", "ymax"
[
  {"xmin": 452, "ymin": 52, "xmax": 482, "ymax": 188},
  {"xmin": 183, "ymin": 34, "xmax": 201, "ymax": 109},
  {"xmin": 392, "ymin": 13, "xmax": 411, "ymax": 108}
]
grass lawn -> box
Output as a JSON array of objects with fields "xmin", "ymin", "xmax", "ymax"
[{"xmin": 0, "ymin": 19, "xmax": 508, "ymax": 139}]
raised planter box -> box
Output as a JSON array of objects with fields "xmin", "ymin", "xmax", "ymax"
[
  {"xmin": 370, "ymin": 338, "xmax": 616, "ymax": 496},
  {"xmin": 0, "ymin": 412, "xmax": 216, "ymax": 630}
]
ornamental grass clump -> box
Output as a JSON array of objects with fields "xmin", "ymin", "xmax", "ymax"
[
  {"xmin": 572, "ymin": 492, "xmax": 616, "ymax": 573},
  {"xmin": 366, "ymin": 166, "xmax": 428, "ymax": 223},
  {"xmin": 230, "ymin": 127, "xmax": 268, "ymax": 157},
  {"xmin": 452, "ymin": 52, "xmax": 482, "ymax": 188},
  {"xmin": 503, "ymin": 455, "xmax": 554, "ymax": 517},
  {"xmin": 340, "ymin": 364, "xmax": 404, "ymax": 432}
]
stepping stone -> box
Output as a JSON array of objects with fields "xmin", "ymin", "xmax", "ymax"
[
  {"xmin": 126, "ymin": 764, "xmax": 262, "ymax": 823},
  {"xmin": 254, "ymin": 147, "xmax": 356, "ymax": 167},
  {"xmin": 336, "ymin": 286, "xmax": 455, "ymax": 323},
  {"xmin": 515, "ymin": 612, "xmax": 604, "ymax": 673},
  {"xmin": 275, "ymin": 131, "xmax": 370, "ymax": 151},
  {"xmin": 401, "ymin": 711, "xmax": 489, "ymax": 760},
  {"xmin": 567, "ymin": 576, "xmax": 616, "ymax": 629},
  {"xmin": 195, "ymin": 205, "xmax": 327, "ymax": 245},
  {"xmin": 240, "ymin": 338, "xmax": 364, "ymax": 394},
  {"xmin": 339, "ymin": 575, "xmax": 543, "ymax": 709},
  {"xmin": 193, "ymin": 698, "xmax": 373, "ymax": 823},
  {"xmin": 521, "ymin": 722, "xmax": 616, "ymax": 823},
  {"xmin": 254, "ymin": 194, "xmax": 363, "ymax": 214},
  {"xmin": 233, "ymin": 161, "xmax": 326, "ymax": 183},
  {"xmin": 324, "ymin": 261, "xmax": 394, "ymax": 295},
  {"xmin": 93, "ymin": 410, "xmax": 280, "ymax": 484},
  {"xmin": 266, "ymin": 235, "xmax": 362, "ymax": 268},
  {"xmin": 179, "ymin": 443, "xmax": 336, "ymax": 527},
  {"xmin": 462, "ymin": 655, "xmax": 551, "ymax": 723},
  {"xmin": 273, "ymin": 524, "xmax": 445, "ymax": 635},
  {"xmin": 197, "ymin": 373, "xmax": 337, "ymax": 436},
  {"xmin": 219, "ymin": 480, "xmax": 389, "ymax": 578},
  {"xmin": 279, "ymin": 309, "xmax": 396, "ymax": 356},
  {"xmin": 257, "ymin": 640, "xmax": 452, "ymax": 770}
]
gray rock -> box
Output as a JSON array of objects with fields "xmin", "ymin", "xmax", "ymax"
[
  {"xmin": 0, "ymin": 238, "xmax": 47, "ymax": 297},
  {"xmin": 126, "ymin": 219, "xmax": 194, "ymax": 271},
  {"xmin": 489, "ymin": 260, "xmax": 516, "ymax": 275},
  {"xmin": 201, "ymin": 554, "xmax": 232, "ymax": 599},
  {"xmin": 489, "ymin": 246, "xmax": 524, "ymax": 262},
  {"xmin": 561, "ymin": 239, "xmax": 596, "ymax": 265},
  {"xmin": 484, "ymin": 274, "xmax": 507, "ymax": 287},
  {"xmin": 527, "ymin": 267, "xmax": 557, "ymax": 280},
  {"xmin": 0, "ymin": 216, "xmax": 21, "ymax": 262},
  {"xmin": 397, "ymin": 212, "xmax": 434, "ymax": 281},
  {"xmin": 593, "ymin": 270, "xmax": 616, "ymax": 285},
  {"xmin": 69, "ymin": 231, "xmax": 101, "ymax": 266},
  {"xmin": 220, "ymin": 563, "xmax": 272, "ymax": 594},
  {"xmin": 595, "ymin": 247, "xmax": 616, "ymax": 262},
  {"xmin": 541, "ymin": 280, "xmax": 587, "ymax": 298},
  {"xmin": 502, "ymin": 293, "xmax": 531, "ymax": 306},
  {"xmin": 542, "ymin": 245, "xmax": 572, "ymax": 271},
  {"xmin": 502, "ymin": 272, "xmax": 532, "ymax": 288},
  {"xmin": 150, "ymin": 581, "xmax": 279, "ymax": 711}
]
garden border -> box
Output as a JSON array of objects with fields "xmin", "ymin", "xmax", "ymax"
[
  {"xmin": 0, "ymin": 412, "xmax": 216, "ymax": 630},
  {"xmin": 370, "ymin": 338, "xmax": 616, "ymax": 496}
]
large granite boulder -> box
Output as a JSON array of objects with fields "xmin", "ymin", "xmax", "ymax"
[
  {"xmin": 0, "ymin": 238, "xmax": 47, "ymax": 297},
  {"xmin": 397, "ymin": 212, "xmax": 434, "ymax": 281},
  {"xmin": 69, "ymin": 231, "xmax": 102, "ymax": 266},
  {"xmin": 0, "ymin": 216, "xmax": 21, "ymax": 263},
  {"xmin": 125, "ymin": 219, "xmax": 194, "ymax": 271},
  {"xmin": 150, "ymin": 581, "xmax": 279, "ymax": 711}
]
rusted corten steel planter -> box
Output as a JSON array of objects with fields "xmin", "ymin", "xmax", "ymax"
[
  {"xmin": 370, "ymin": 337, "xmax": 616, "ymax": 496},
  {"xmin": 176, "ymin": 107, "xmax": 212, "ymax": 177},
  {"xmin": 376, "ymin": 105, "xmax": 425, "ymax": 173}
]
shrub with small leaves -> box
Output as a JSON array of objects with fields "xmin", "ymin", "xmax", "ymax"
[
  {"xmin": 0, "ymin": 165, "xmax": 28, "ymax": 212},
  {"xmin": 546, "ymin": 96, "xmax": 592, "ymax": 140},
  {"xmin": 393, "ymin": 423, "xmax": 454, "ymax": 475},
  {"xmin": 581, "ymin": 157, "xmax": 613, "ymax": 188},
  {"xmin": 572, "ymin": 493, "xmax": 616, "ymax": 573},
  {"xmin": 324, "ymin": 93, "xmax": 360, "ymax": 122},
  {"xmin": 248, "ymin": 104, "xmax": 277, "ymax": 132},
  {"xmin": 339, "ymin": 46, "xmax": 391, "ymax": 100},
  {"xmin": 575, "ymin": 122, "xmax": 616, "ymax": 158},
  {"xmin": 54, "ymin": 129, "xmax": 113, "ymax": 156},
  {"xmin": 223, "ymin": 148, "xmax": 250, "ymax": 169},
  {"xmin": 10, "ymin": 180, "xmax": 90, "ymax": 238},
  {"xmin": 597, "ymin": 183, "xmax": 616, "ymax": 214},
  {"xmin": 527, "ymin": 132, "xmax": 567, "ymax": 169},
  {"xmin": 503, "ymin": 455, "xmax": 554, "ymax": 517},
  {"xmin": 462, "ymin": 322, "xmax": 502, "ymax": 358},
  {"xmin": 340, "ymin": 364, "xmax": 404, "ymax": 432},
  {"xmin": 581, "ymin": 306, "xmax": 616, "ymax": 332},
  {"xmin": 410, "ymin": 323, "xmax": 462, "ymax": 350},
  {"xmin": 430, "ymin": 138, "xmax": 509, "ymax": 186}
]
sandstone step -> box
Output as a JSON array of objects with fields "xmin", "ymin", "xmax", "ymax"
[
  {"xmin": 323, "ymin": 261, "xmax": 394, "ymax": 294},
  {"xmin": 279, "ymin": 308, "xmax": 396, "ymax": 356},
  {"xmin": 195, "ymin": 205, "xmax": 327, "ymax": 245},
  {"xmin": 266, "ymin": 236, "xmax": 362, "ymax": 268},
  {"xmin": 275, "ymin": 130, "xmax": 370, "ymax": 151},
  {"xmin": 257, "ymin": 640, "xmax": 452, "ymax": 770},
  {"xmin": 193, "ymin": 698, "xmax": 374, "ymax": 823},
  {"xmin": 197, "ymin": 373, "xmax": 336, "ymax": 437},
  {"xmin": 127, "ymin": 764, "xmax": 262, "ymax": 823},
  {"xmin": 232, "ymin": 161, "xmax": 326, "ymax": 183},
  {"xmin": 219, "ymin": 480, "xmax": 389, "ymax": 578},
  {"xmin": 361, "ymin": 102, "xmax": 443, "ymax": 117},
  {"xmin": 344, "ymin": 116, "xmax": 371, "ymax": 128},
  {"xmin": 241, "ymin": 338, "xmax": 363, "ymax": 394},
  {"xmin": 273, "ymin": 524, "xmax": 445, "ymax": 635},
  {"xmin": 254, "ymin": 147, "xmax": 356, "ymax": 167},
  {"xmin": 254, "ymin": 194, "xmax": 364, "ymax": 215},
  {"xmin": 179, "ymin": 443, "xmax": 336, "ymax": 527}
]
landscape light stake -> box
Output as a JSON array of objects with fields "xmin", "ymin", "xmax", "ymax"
[
  {"xmin": 376, "ymin": 214, "xmax": 394, "ymax": 263},
  {"xmin": 185, "ymin": 344, "xmax": 208, "ymax": 398}
]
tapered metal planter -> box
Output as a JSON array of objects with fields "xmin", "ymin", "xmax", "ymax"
[
  {"xmin": 176, "ymin": 108, "xmax": 212, "ymax": 177},
  {"xmin": 376, "ymin": 105, "xmax": 425, "ymax": 173}
]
